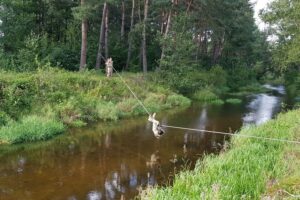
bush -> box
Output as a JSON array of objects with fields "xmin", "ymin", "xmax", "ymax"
[
  {"xmin": 227, "ymin": 66, "xmax": 256, "ymax": 90},
  {"xmin": 0, "ymin": 76, "xmax": 37, "ymax": 118},
  {"xmin": 208, "ymin": 65, "xmax": 227, "ymax": 87},
  {"xmin": 225, "ymin": 98, "xmax": 242, "ymax": 104},
  {"xmin": 0, "ymin": 70, "xmax": 192, "ymax": 144},
  {"xmin": 0, "ymin": 111, "xmax": 12, "ymax": 127},
  {"xmin": 210, "ymin": 99, "xmax": 225, "ymax": 105},
  {"xmin": 193, "ymin": 89, "xmax": 219, "ymax": 102},
  {"xmin": 96, "ymin": 101, "xmax": 119, "ymax": 121},
  {"xmin": 0, "ymin": 115, "xmax": 65, "ymax": 144},
  {"xmin": 117, "ymin": 98, "xmax": 146, "ymax": 117},
  {"xmin": 166, "ymin": 94, "xmax": 191, "ymax": 107}
]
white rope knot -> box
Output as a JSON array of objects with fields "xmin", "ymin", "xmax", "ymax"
[{"xmin": 148, "ymin": 113, "xmax": 165, "ymax": 138}]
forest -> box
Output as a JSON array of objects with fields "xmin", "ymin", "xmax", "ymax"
[
  {"xmin": 0, "ymin": 0, "xmax": 298, "ymax": 92},
  {"xmin": 0, "ymin": 0, "xmax": 300, "ymax": 199}
]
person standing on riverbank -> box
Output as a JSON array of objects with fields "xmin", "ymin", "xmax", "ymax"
[{"xmin": 105, "ymin": 58, "xmax": 113, "ymax": 77}]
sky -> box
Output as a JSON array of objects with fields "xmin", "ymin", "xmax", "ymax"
[{"xmin": 251, "ymin": 0, "xmax": 274, "ymax": 30}]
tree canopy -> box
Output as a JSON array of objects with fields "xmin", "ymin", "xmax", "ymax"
[{"xmin": 0, "ymin": 0, "xmax": 269, "ymax": 73}]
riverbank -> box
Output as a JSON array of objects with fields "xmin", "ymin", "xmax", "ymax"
[
  {"xmin": 0, "ymin": 69, "xmax": 190, "ymax": 144},
  {"xmin": 142, "ymin": 108, "xmax": 300, "ymax": 199}
]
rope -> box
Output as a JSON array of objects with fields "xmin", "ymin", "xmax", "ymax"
[
  {"xmin": 112, "ymin": 66, "xmax": 151, "ymax": 116},
  {"xmin": 161, "ymin": 125, "xmax": 300, "ymax": 145},
  {"xmin": 279, "ymin": 189, "xmax": 300, "ymax": 198},
  {"xmin": 101, "ymin": 56, "xmax": 300, "ymax": 145}
]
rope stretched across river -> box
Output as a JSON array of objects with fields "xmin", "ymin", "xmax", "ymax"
[
  {"xmin": 161, "ymin": 125, "xmax": 300, "ymax": 145},
  {"xmin": 105, "ymin": 60, "xmax": 300, "ymax": 145}
]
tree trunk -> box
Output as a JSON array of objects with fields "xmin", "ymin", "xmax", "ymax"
[
  {"xmin": 121, "ymin": 0, "xmax": 125, "ymax": 39},
  {"xmin": 95, "ymin": 2, "xmax": 107, "ymax": 69},
  {"xmin": 186, "ymin": 0, "xmax": 193, "ymax": 14},
  {"xmin": 160, "ymin": 11, "xmax": 164, "ymax": 34},
  {"xmin": 104, "ymin": 7, "xmax": 109, "ymax": 59},
  {"xmin": 212, "ymin": 31, "xmax": 225, "ymax": 64},
  {"xmin": 159, "ymin": 2, "xmax": 173, "ymax": 67},
  {"xmin": 80, "ymin": 0, "xmax": 88, "ymax": 71},
  {"xmin": 125, "ymin": 0, "xmax": 135, "ymax": 69},
  {"xmin": 142, "ymin": 0, "xmax": 149, "ymax": 73}
]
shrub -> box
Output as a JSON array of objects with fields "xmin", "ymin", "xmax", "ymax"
[
  {"xmin": 0, "ymin": 77, "xmax": 37, "ymax": 118},
  {"xmin": 210, "ymin": 99, "xmax": 225, "ymax": 105},
  {"xmin": 225, "ymin": 98, "xmax": 242, "ymax": 104},
  {"xmin": 193, "ymin": 89, "xmax": 219, "ymax": 102},
  {"xmin": 208, "ymin": 65, "xmax": 227, "ymax": 87},
  {"xmin": 227, "ymin": 66, "xmax": 256, "ymax": 90},
  {"xmin": 0, "ymin": 115, "xmax": 65, "ymax": 144},
  {"xmin": 166, "ymin": 94, "xmax": 191, "ymax": 107},
  {"xmin": 96, "ymin": 101, "xmax": 119, "ymax": 121},
  {"xmin": 0, "ymin": 111, "xmax": 12, "ymax": 127},
  {"xmin": 117, "ymin": 98, "xmax": 146, "ymax": 117}
]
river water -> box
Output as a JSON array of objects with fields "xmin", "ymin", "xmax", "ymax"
[{"xmin": 0, "ymin": 85, "xmax": 290, "ymax": 200}]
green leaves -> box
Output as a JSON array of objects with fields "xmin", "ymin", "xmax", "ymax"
[{"xmin": 262, "ymin": 0, "xmax": 300, "ymax": 69}]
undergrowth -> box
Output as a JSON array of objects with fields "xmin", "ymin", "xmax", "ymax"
[{"xmin": 0, "ymin": 68, "xmax": 191, "ymax": 144}]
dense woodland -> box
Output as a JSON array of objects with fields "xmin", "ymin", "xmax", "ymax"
[
  {"xmin": 0, "ymin": 0, "xmax": 269, "ymax": 73},
  {"xmin": 0, "ymin": 0, "xmax": 299, "ymax": 72}
]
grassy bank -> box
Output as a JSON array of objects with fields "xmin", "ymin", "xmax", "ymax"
[
  {"xmin": 0, "ymin": 68, "xmax": 191, "ymax": 144},
  {"xmin": 142, "ymin": 109, "xmax": 300, "ymax": 199}
]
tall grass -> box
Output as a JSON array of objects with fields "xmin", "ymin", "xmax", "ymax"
[
  {"xmin": 0, "ymin": 116, "xmax": 65, "ymax": 144},
  {"xmin": 143, "ymin": 109, "xmax": 300, "ymax": 199},
  {"xmin": 225, "ymin": 98, "xmax": 242, "ymax": 104},
  {"xmin": 193, "ymin": 89, "xmax": 219, "ymax": 102}
]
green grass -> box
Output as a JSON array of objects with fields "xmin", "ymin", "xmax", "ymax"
[
  {"xmin": 210, "ymin": 99, "xmax": 225, "ymax": 105},
  {"xmin": 142, "ymin": 109, "xmax": 300, "ymax": 199},
  {"xmin": 0, "ymin": 116, "xmax": 65, "ymax": 144},
  {"xmin": 192, "ymin": 89, "xmax": 225, "ymax": 105},
  {"xmin": 228, "ymin": 83, "xmax": 268, "ymax": 97},
  {"xmin": 0, "ymin": 68, "xmax": 191, "ymax": 144},
  {"xmin": 225, "ymin": 98, "xmax": 242, "ymax": 104},
  {"xmin": 193, "ymin": 89, "xmax": 219, "ymax": 102}
]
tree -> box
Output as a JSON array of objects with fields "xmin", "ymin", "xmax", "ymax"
[
  {"xmin": 142, "ymin": 0, "xmax": 149, "ymax": 73},
  {"xmin": 96, "ymin": 2, "xmax": 108, "ymax": 69},
  {"xmin": 80, "ymin": 0, "xmax": 88, "ymax": 70},
  {"xmin": 262, "ymin": 0, "xmax": 300, "ymax": 70},
  {"xmin": 125, "ymin": 0, "xmax": 135, "ymax": 69}
]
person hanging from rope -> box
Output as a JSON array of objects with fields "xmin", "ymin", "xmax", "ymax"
[
  {"xmin": 148, "ymin": 113, "xmax": 165, "ymax": 138},
  {"xmin": 105, "ymin": 58, "xmax": 113, "ymax": 77}
]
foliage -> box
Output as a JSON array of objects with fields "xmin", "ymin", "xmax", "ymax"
[
  {"xmin": 0, "ymin": 69, "xmax": 191, "ymax": 143},
  {"xmin": 0, "ymin": 111, "xmax": 12, "ymax": 127},
  {"xmin": 225, "ymin": 98, "xmax": 242, "ymax": 104},
  {"xmin": 0, "ymin": 116, "xmax": 65, "ymax": 144},
  {"xmin": 0, "ymin": 0, "xmax": 269, "ymax": 74},
  {"xmin": 165, "ymin": 94, "xmax": 191, "ymax": 108},
  {"xmin": 210, "ymin": 99, "xmax": 225, "ymax": 105},
  {"xmin": 227, "ymin": 66, "xmax": 257, "ymax": 90},
  {"xmin": 96, "ymin": 101, "xmax": 119, "ymax": 121},
  {"xmin": 143, "ymin": 109, "xmax": 300, "ymax": 199},
  {"xmin": 262, "ymin": 0, "xmax": 300, "ymax": 70},
  {"xmin": 192, "ymin": 89, "xmax": 219, "ymax": 102}
]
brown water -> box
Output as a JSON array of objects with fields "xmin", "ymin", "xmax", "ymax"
[{"xmin": 0, "ymin": 85, "xmax": 289, "ymax": 200}]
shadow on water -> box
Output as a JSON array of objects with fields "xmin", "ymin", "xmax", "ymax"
[{"xmin": 0, "ymin": 85, "xmax": 293, "ymax": 200}]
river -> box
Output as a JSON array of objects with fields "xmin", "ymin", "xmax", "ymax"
[{"xmin": 0, "ymin": 85, "xmax": 291, "ymax": 200}]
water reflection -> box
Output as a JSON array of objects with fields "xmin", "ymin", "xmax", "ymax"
[
  {"xmin": 146, "ymin": 151, "xmax": 161, "ymax": 169},
  {"xmin": 87, "ymin": 191, "xmax": 102, "ymax": 200},
  {"xmin": 243, "ymin": 94, "xmax": 281, "ymax": 125},
  {"xmin": 263, "ymin": 84, "xmax": 286, "ymax": 95}
]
